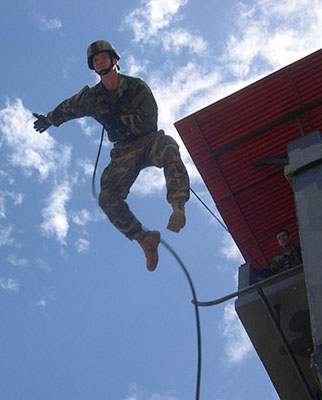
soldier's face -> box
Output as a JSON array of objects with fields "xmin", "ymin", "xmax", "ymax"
[
  {"xmin": 93, "ymin": 52, "xmax": 111, "ymax": 72},
  {"xmin": 276, "ymin": 231, "xmax": 291, "ymax": 248}
]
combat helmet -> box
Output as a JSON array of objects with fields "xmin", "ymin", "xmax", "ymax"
[{"xmin": 87, "ymin": 40, "xmax": 120, "ymax": 70}]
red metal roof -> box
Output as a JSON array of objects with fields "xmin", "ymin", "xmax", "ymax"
[{"xmin": 175, "ymin": 49, "xmax": 322, "ymax": 269}]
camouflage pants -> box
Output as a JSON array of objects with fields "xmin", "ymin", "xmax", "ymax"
[{"xmin": 98, "ymin": 130, "xmax": 190, "ymax": 239}]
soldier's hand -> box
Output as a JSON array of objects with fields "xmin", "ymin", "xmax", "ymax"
[{"xmin": 33, "ymin": 113, "xmax": 51, "ymax": 133}]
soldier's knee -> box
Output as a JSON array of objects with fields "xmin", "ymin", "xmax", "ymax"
[{"xmin": 98, "ymin": 190, "xmax": 115, "ymax": 213}]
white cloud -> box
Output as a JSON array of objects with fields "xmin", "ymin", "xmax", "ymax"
[
  {"xmin": 6, "ymin": 191, "xmax": 24, "ymax": 205},
  {"xmin": 35, "ymin": 294, "xmax": 55, "ymax": 307},
  {"xmin": 71, "ymin": 207, "xmax": 105, "ymax": 226},
  {"xmin": 139, "ymin": 0, "xmax": 322, "ymax": 125},
  {"xmin": 131, "ymin": 167, "xmax": 165, "ymax": 196},
  {"xmin": 77, "ymin": 158, "xmax": 94, "ymax": 177},
  {"xmin": 77, "ymin": 118, "xmax": 98, "ymax": 137},
  {"xmin": 0, "ymin": 225, "xmax": 15, "ymax": 246},
  {"xmin": 7, "ymin": 255, "xmax": 52, "ymax": 272},
  {"xmin": 0, "ymin": 190, "xmax": 24, "ymax": 219},
  {"xmin": 150, "ymin": 63, "xmax": 221, "ymax": 131},
  {"xmin": 0, "ymin": 194, "xmax": 4, "ymax": 219},
  {"xmin": 221, "ymin": 232, "xmax": 244, "ymax": 261},
  {"xmin": 35, "ymin": 298, "xmax": 47, "ymax": 307},
  {"xmin": 223, "ymin": 0, "xmax": 322, "ymax": 78},
  {"xmin": 189, "ymin": 188, "xmax": 217, "ymax": 217},
  {"xmin": 122, "ymin": 0, "xmax": 188, "ymax": 43},
  {"xmin": 161, "ymin": 28, "xmax": 207, "ymax": 54},
  {"xmin": 128, "ymin": 154, "xmax": 196, "ymax": 197},
  {"xmin": 75, "ymin": 238, "xmax": 90, "ymax": 254},
  {"xmin": 221, "ymin": 303, "xmax": 252, "ymax": 364},
  {"xmin": 40, "ymin": 182, "xmax": 72, "ymax": 244},
  {"xmin": 0, "ymin": 277, "xmax": 20, "ymax": 294},
  {"xmin": 40, "ymin": 17, "xmax": 62, "ymax": 31},
  {"xmin": 71, "ymin": 209, "xmax": 92, "ymax": 226},
  {"xmin": 0, "ymin": 99, "xmax": 71, "ymax": 181},
  {"xmin": 124, "ymin": 55, "xmax": 149, "ymax": 77},
  {"xmin": 122, "ymin": 0, "xmax": 206, "ymax": 55},
  {"xmin": 32, "ymin": 13, "xmax": 62, "ymax": 31},
  {"xmin": 7, "ymin": 254, "xmax": 28, "ymax": 267},
  {"xmin": 124, "ymin": 384, "xmax": 178, "ymax": 400}
]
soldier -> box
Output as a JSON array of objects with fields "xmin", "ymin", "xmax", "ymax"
[
  {"xmin": 33, "ymin": 40, "xmax": 190, "ymax": 272},
  {"xmin": 263, "ymin": 229, "xmax": 302, "ymax": 276}
]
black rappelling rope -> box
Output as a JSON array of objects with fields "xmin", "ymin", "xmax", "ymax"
[
  {"xmin": 91, "ymin": 129, "xmax": 202, "ymax": 399},
  {"xmin": 91, "ymin": 125, "xmax": 106, "ymax": 199},
  {"xmin": 160, "ymin": 237, "xmax": 202, "ymax": 400},
  {"xmin": 90, "ymin": 127, "xmax": 262, "ymax": 399}
]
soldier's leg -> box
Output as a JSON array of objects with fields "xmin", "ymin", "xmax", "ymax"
[
  {"xmin": 98, "ymin": 145, "xmax": 160, "ymax": 271},
  {"xmin": 98, "ymin": 152, "xmax": 142, "ymax": 239},
  {"xmin": 163, "ymin": 146, "xmax": 190, "ymax": 232},
  {"xmin": 148, "ymin": 132, "xmax": 190, "ymax": 232}
]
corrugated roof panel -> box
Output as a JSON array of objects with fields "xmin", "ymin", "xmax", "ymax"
[
  {"xmin": 175, "ymin": 49, "xmax": 322, "ymax": 269},
  {"xmin": 287, "ymin": 56, "xmax": 322, "ymax": 102},
  {"xmin": 214, "ymin": 126, "xmax": 298, "ymax": 195}
]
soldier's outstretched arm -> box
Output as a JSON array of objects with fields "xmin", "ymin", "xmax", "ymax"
[
  {"xmin": 33, "ymin": 113, "xmax": 52, "ymax": 133},
  {"xmin": 33, "ymin": 86, "xmax": 94, "ymax": 133}
]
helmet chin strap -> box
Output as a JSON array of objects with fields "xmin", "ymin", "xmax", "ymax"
[
  {"xmin": 97, "ymin": 53, "xmax": 117, "ymax": 76},
  {"xmin": 97, "ymin": 65, "xmax": 114, "ymax": 76}
]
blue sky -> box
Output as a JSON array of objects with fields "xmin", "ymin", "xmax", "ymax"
[{"xmin": 1, "ymin": 1, "xmax": 322, "ymax": 399}]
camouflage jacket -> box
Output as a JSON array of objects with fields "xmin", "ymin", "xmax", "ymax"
[
  {"xmin": 265, "ymin": 245, "xmax": 303, "ymax": 275},
  {"xmin": 46, "ymin": 74, "xmax": 158, "ymax": 143}
]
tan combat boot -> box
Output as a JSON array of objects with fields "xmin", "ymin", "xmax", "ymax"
[
  {"xmin": 167, "ymin": 200, "xmax": 186, "ymax": 233},
  {"xmin": 135, "ymin": 230, "xmax": 161, "ymax": 272}
]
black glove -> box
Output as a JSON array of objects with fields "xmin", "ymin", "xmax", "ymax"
[{"xmin": 33, "ymin": 113, "xmax": 51, "ymax": 133}]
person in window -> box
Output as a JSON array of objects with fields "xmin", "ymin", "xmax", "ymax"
[{"xmin": 262, "ymin": 229, "xmax": 302, "ymax": 277}]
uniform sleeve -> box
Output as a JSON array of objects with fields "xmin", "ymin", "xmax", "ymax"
[
  {"xmin": 119, "ymin": 80, "xmax": 158, "ymax": 135},
  {"xmin": 264, "ymin": 254, "xmax": 285, "ymax": 275},
  {"xmin": 288, "ymin": 247, "xmax": 303, "ymax": 268},
  {"xmin": 46, "ymin": 85, "xmax": 96, "ymax": 127}
]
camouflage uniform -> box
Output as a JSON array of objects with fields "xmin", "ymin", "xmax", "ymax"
[
  {"xmin": 264, "ymin": 245, "xmax": 303, "ymax": 275},
  {"xmin": 46, "ymin": 74, "xmax": 190, "ymax": 239}
]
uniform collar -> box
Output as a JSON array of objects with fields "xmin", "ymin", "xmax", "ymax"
[
  {"xmin": 100, "ymin": 73, "xmax": 128, "ymax": 101},
  {"xmin": 118, "ymin": 74, "xmax": 128, "ymax": 94}
]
